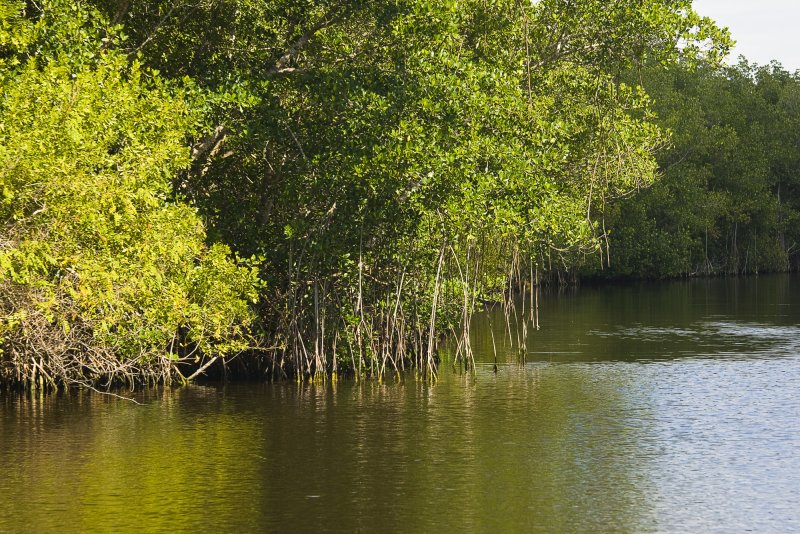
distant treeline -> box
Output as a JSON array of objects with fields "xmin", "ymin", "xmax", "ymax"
[
  {"xmin": 4, "ymin": 0, "xmax": 786, "ymax": 388},
  {"xmin": 593, "ymin": 61, "xmax": 800, "ymax": 279}
]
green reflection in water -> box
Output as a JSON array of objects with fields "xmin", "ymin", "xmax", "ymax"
[
  {"xmin": 2, "ymin": 275, "xmax": 800, "ymax": 532},
  {"xmin": 2, "ymin": 365, "xmax": 657, "ymax": 532},
  {"xmin": 1, "ymin": 388, "xmax": 267, "ymax": 532},
  {"xmin": 472, "ymin": 274, "xmax": 800, "ymax": 364}
]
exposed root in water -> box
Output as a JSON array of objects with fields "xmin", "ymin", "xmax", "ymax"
[
  {"xmin": 3, "ymin": 232, "xmax": 575, "ymax": 391},
  {"xmin": 0, "ymin": 285, "xmax": 250, "ymax": 392},
  {"xmin": 247, "ymin": 234, "xmax": 564, "ymax": 383}
]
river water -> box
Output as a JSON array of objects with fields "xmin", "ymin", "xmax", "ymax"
[{"xmin": 2, "ymin": 276, "xmax": 800, "ymax": 532}]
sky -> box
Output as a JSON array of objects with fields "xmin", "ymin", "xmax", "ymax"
[{"xmin": 692, "ymin": 0, "xmax": 800, "ymax": 71}]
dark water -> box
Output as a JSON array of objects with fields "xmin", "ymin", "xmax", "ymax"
[{"xmin": 2, "ymin": 276, "xmax": 800, "ymax": 532}]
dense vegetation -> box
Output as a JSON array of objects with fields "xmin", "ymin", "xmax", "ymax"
[
  {"xmin": 0, "ymin": 1, "xmax": 260, "ymax": 388},
  {"xmin": 598, "ymin": 61, "xmax": 800, "ymax": 278},
  {"xmin": 9, "ymin": 0, "xmax": 794, "ymax": 389}
]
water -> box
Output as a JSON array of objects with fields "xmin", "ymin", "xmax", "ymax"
[{"xmin": 2, "ymin": 276, "xmax": 800, "ymax": 532}]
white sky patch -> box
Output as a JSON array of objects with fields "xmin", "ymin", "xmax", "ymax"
[{"xmin": 692, "ymin": 0, "xmax": 800, "ymax": 71}]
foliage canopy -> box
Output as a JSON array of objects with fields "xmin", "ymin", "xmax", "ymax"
[
  {"xmin": 1, "ymin": 0, "xmax": 736, "ymax": 385},
  {"xmin": 0, "ymin": 0, "xmax": 259, "ymax": 387}
]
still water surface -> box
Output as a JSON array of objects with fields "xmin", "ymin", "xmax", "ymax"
[{"xmin": 2, "ymin": 276, "xmax": 800, "ymax": 532}]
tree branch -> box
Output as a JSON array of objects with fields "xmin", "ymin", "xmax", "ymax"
[
  {"xmin": 191, "ymin": 124, "xmax": 229, "ymax": 163},
  {"xmin": 266, "ymin": 3, "xmax": 349, "ymax": 77}
]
